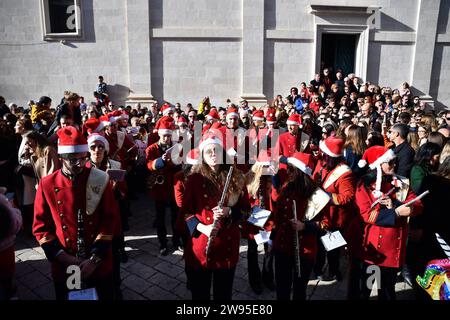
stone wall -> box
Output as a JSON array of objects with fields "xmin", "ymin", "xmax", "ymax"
[{"xmin": 0, "ymin": 0, "xmax": 448, "ymax": 109}]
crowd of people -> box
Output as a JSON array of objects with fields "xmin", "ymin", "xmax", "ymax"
[{"xmin": 0, "ymin": 70, "xmax": 449, "ymax": 301}]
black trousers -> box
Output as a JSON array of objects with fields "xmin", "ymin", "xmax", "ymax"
[
  {"xmin": 247, "ymin": 239, "xmax": 274, "ymax": 286},
  {"xmin": 187, "ymin": 267, "xmax": 236, "ymax": 300},
  {"xmin": 274, "ymin": 251, "xmax": 314, "ymax": 300},
  {"xmin": 347, "ymin": 257, "xmax": 363, "ymax": 300},
  {"xmin": 54, "ymin": 274, "xmax": 114, "ymax": 300},
  {"xmin": 314, "ymin": 232, "xmax": 341, "ymax": 277},
  {"xmin": 154, "ymin": 200, "xmax": 180, "ymax": 248},
  {"xmin": 361, "ymin": 263, "xmax": 398, "ymax": 300}
]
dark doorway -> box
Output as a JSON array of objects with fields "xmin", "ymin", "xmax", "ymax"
[{"xmin": 321, "ymin": 33, "xmax": 357, "ymax": 76}]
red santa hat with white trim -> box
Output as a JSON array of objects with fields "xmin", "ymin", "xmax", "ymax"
[
  {"xmin": 185, "ymin": 148, "xmax": 200, "ymax": 165},
  {"xmin": 358, "ymin": 145, "xmax": 396, "ymax": 198},
  {"xmin": 83, "ymin": 117, "xmax": 107, "ymax": 135},
  {"xmin": 252, "ymin": 110, "xmax": 264, "ymax": 121},
  {"xmin": 206, "ymin": 109, "xmax": 220, "ymax": 121},
  {"xmin": 287, "ymin": 152, "xmax": 315, "ymax": 176},
  {"xmin": 87, "ymin": 133, "xmax": 110, "ymax": 153},
  {"xmin": 160, "ymin": 103, "xmax": 174, "ymax": 116},
  {"xmin": 286, "ymin": 113, "xmax": 302, "ymax": 126},
  {"xmin": 157, "ymin": 117, "xmax": 175, "ymax": 135},
  {"xmin": 319, "ymin": 136, "xmax": 344, "ymax": 158},
  {"xmin": 199, "ymin": 131, "xmax": 223, "ymax": 153},
  {"xmin": 226, "ymin": 107, "xmax": 239, "ymax": 120},
  {"xmin": 177, "ymin": 116, "xmax": 188, "ymax": 127},
  {"xmin": 266, "ymin": 108, "xmax": 277, "ymax": 124},
  {"xmin": 57, "ymin": 126, "xmax": 89, "ymax": 154}
]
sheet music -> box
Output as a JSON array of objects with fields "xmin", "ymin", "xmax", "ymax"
[
  {"xmin": 320, "ymin": 230, "xmax": 347, "ymax": 252},
  {"xmin": 254, "ymin": 230, "xmax": 271, "ymax": 245},
  {"xmin": 247, "ymin": 206, "xmax": 271, "ymax": 228}
]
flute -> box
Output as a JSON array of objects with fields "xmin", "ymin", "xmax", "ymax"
[
  {"xmin": 292, "ymin": 200, "xmax": 301, "ymax": 278},
  {"xmin": 205, "ymin": 166, "xmax": 234, "ymax": 259}
]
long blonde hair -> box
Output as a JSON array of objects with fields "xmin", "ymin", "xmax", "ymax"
[{"xmin": 245, "ymin": 164, "xmax": 265, "ymax": 198}]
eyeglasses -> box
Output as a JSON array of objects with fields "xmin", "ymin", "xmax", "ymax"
[
  {"xmin": 65, "ymin": 156, "xmax": 89, "ymax": 165},
  {"xmin": 90, "ymin": 145, "xmax": 105, "ymax": 151},
  {"xmin": 446, "ymin": 117, "xmax": 450, "ymax": 121}
]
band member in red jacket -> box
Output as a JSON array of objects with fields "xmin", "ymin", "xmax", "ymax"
[
  {"xmin": 180, "ymin": 133, "xmax": 250, "ymax": 300},
  {"xmin": 33, "ymin": 126, "xmax": 119, "ymax": 300},
  {"xmin": 312, "ymin": 137, "xmax": 356, "ymax": 281},
  {"xmin": 271, "ymin": 152, "xmax": 329, "ymax": 300},
  {"xmin": 242, "ymin": 163, "xmax": 275, "ymax": 294},
  {"xmin": 146, "ymin": 117, "xmax": 182, "ymax": 255},
  {"xmin": 355, "ymin": 146, "xmax": 423, "ymax": 300}
]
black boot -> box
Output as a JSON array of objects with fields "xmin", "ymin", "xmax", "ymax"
[{"xmin": 401, "ymin": 265, "xmax": 414, "ymax": 287}]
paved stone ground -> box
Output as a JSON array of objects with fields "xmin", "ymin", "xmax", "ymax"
[{"xmin": 13, "ymin": 193, "xmax": 415, "ymax": 300}]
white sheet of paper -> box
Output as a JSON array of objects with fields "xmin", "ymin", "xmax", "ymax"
[
  {"xmin": 254, "ymin": 230, "xmax": 271, "ymax": 245},
  {"xmin": 247, "ymin": 206, "xmax": 271, "ymax": 228},
  {"xmin": 320, "ymin": 231, "xmax": 347, "ymax": 252},
  {"xmin": 68, "ymin": 287, "xmax": 98, "ymax": 300}
]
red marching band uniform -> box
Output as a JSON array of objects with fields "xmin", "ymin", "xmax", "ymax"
[
  {"xmin": 355, "ymin": 146, "xmax": 424, "ymax": 300},
  {"xmin": 33, "ymin": 126, "xmax": 120, "ymax": 300}
]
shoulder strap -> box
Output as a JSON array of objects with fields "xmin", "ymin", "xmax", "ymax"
[
  {"xmin": 323, "ymin": 164, "xmax": 351, "ymax": 190},
  {"xmin": 86, "ymin": 168, "xmax": 110, "ymax": 216},
  {"xmin": 117, "ymin": 131, "xmax": 126, "ymax": 150}
]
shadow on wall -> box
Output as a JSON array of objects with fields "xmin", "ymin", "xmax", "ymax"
[
  {"xmin": 428, "ymin": 44, "xmax": 448, "ymax": 111},
  {"xmin": 107, "ymin": 84, "xmax": 131, "ymax": 106},
  {"xmin": 379, "ymin": 12, "xmax": 414, "ymax": 33}
]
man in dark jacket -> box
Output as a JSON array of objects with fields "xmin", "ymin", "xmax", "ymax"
[{"xmin": 389, "ymin": 123, "xmax": 415, "ymax": 178}]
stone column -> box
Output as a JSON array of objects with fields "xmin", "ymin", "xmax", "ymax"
[
  {"xmin": 241, "ymin": 0, "xmax": 266, "ymax": 105},
  {"xmin": 411, "ymin": 0, "xmax": 441, "ymax": 108},
  {"xmin": 125, "ymin": 0, "xmax": 155, "ymax": 105}
]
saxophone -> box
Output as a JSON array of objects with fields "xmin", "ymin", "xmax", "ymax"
[
  {"xmin": 292, "ymin": 200, "xmax": 301, "ymax": 277},
  {"xmin": 205, "ymin": 166, "xmax": 234, "ymax": 260}
]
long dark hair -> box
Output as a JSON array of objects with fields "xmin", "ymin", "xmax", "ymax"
[
  {"xmin": 413, "ymin": 142, "xmax": 441, "ymax": 168},
  {"xmin": 280, "ymin": 164, "xmax": 317, "ymax": 199}
]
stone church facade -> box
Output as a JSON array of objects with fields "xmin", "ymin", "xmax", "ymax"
[{"xmin": 0, "ymin": 0, "xmax": 449, "ymax": 110}]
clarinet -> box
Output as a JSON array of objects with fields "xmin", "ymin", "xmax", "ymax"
[
  {"xmin": 77, "ymin": 209, "xmax": 87, "ymax": 259},
  {"xmin": 259, "ymin": 176, "xmax": 265, "ymax": 210},
  {"xmin": 205, "ymin": 166, "xmax": 234, "ymax": 259},
  {"xmin": 292, "ymin": 200, "xmax": 301, "ymax": 277}
]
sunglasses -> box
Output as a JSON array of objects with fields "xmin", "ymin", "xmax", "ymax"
[
  {"xmin": 446, "ymin": 117, "xmax": 450, "ymax": 121},
  {"xmin": 90, "ymin": 145, "xmax": 105, "ymax": 151},
  {"xmin": 65, "ymin": 156, "xmax": 89, "ymax": 165}
]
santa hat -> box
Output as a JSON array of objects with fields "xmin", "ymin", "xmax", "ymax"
[
  {"xmin": 287, "ymin": 152, "xmax": 315, "ymax": 176},
  {"xmin": 177, "ymin": 116, "xmax": 188, "ymax": 127},
  {"xmin": 185, "ymin": 148, "xmax": 200, "ymax": 165},
  {"xmin": 154, "ymin": 115, "xmax": 173, "ymax": 133},
  {"xmin": 358, "ymin": 146, "xmax": 396, "ymax": 198},
  {"xmin": 157, "ymin": 117, "xmax": 175, "ymax": 135},
  {"xmin": 206, "ymin": 109, "xmax": 220, "ymax": 121},
  {"xmin": 57, "ymin": 126, "xmax": 89, "ymax": 154},
  {"xmin": 83, "ymin": 118, "xmax": 106, "ymax": 135},
  {"xmin": 199, "ymin": 132, "xmax": 223, "ymax": 153},
  {"xmin": 286, "ymin": 113, "xmax": 302, "ymax": 126},
  {"xmin": 252, "ymin": 110, "xmax": 264, "ymax": 121},
  {"xmin": 266, "ymin": 108, "xmax": 277, "ymax": 124},
  {"xmin": 358, "ymin": 146, "xmax": 396, "ymax": 170},
  {"xmin": 226, "ymin": 107, "xmax": 239, "ymax": 120},
  {"xmin": 161, "ymin": 103, "xmax": 174, "ymax": 116},
  {"xmin": 319, "ymin": 137, "xmax": 344, "ymax": 158},
  {"xmin": 87, "ymin": 133, "xmax": 110, "ymax": 153}
]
